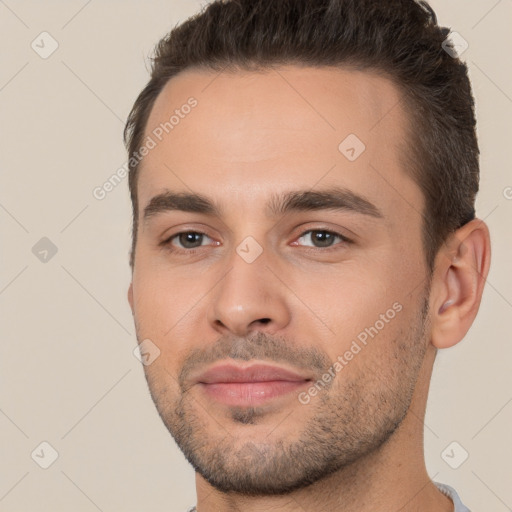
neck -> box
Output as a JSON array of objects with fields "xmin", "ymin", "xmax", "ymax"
[{"xmin": 194, "ymin": 346, "xmax": 453, "ymax": 512}]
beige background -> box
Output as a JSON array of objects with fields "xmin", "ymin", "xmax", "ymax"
[{"xmin": 1, "ymin": 1, "xmax": 511, "ymax": 511}]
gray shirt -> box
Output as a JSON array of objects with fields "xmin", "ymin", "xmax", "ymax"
[
  {"xmin": 435, "ymin": 482, "xmax": 471, "ymax": 512},
  {"xmin": 186, "ymin": 481, "xmax": 471, "ymax": 511}
]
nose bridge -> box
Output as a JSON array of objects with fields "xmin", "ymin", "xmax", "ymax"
[{"xmin": 208, "ymin": 237, "xmax": 290, "ymax": 336}]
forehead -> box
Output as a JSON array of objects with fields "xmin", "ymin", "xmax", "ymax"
[{"xmin": 137, "ymin": 65, "xmax": 422, "ymax": 221}]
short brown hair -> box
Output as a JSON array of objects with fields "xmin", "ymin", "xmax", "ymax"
[{"xmin": 124, "ymin": 0, "xmax": 479, "ymax": 270}]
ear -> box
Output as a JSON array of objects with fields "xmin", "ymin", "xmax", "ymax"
[
  {"xmin": 429, "ymin": 219, "xmax": 491, "ymax": 349},
  {"xmin": 128, "ymin": 282, "xmax": 134, "ymax": 315}
]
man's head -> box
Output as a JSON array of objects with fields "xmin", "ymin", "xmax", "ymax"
[{"xmin": 124, "ymin": 0, "xmax": 490, "ymax": 500}]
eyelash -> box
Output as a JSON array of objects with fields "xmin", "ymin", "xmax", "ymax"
[{"xmin": 160, "ymin": 229, "xmax": 352, "ymax": 255}]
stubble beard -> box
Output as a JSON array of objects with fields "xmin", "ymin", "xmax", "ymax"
[{"xmin": 141, "ymin": 299, "xmax": 429, "ymax": 496}]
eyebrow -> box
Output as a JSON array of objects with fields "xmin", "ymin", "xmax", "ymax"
[{"xmin": 142, "ymin": 186, "xmax": 383, "ymax": 222}]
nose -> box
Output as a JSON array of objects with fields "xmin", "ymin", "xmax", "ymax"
[{"xmin": 207, "ymin": 245, "xmax": 291, "ymax": 337}]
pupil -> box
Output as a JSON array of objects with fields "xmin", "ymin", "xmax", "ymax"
[
  {"xmin": 314, "ymin": 231, "xmax": 333, "ymax": 247},
  {"xmin": 181, "ymin": 232, "xmax": 201, "ymax": 248}
]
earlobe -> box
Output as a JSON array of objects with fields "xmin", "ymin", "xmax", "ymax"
[{"xmin": 430, "ymin": 219, "xmax": 491, "ymax": 349}]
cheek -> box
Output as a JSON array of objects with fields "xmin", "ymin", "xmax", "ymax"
[
  {"xmin": 318, "ymin": 302, "xmax": 419, "ymax": 401},
  {"xmin": 132, "ymin": 268, "xmax": 203, "ymax": 333},
  {"xmin": 297, "ymin": 263, "xmax": 388, "ymax": 325},
  {"xmin": 132, "ymin": 280, "xmax": 174, "ymax": 349},
  {"xmin": 293, "ymin": 259, "xmax": 418, "ymax": 360},
  {"xmin": 132, "ymin": 273, "xmax": 194, "ymax": 378}
]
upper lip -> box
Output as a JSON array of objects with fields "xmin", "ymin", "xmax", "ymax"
[{"xmin": 194, "ymin": 362, "xmax": 313, "ymax": 384}]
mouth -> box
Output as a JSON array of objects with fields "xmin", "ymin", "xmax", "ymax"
[{"xmin": 193, "ymin": 362, "xmax": 313, "ymax": 406}]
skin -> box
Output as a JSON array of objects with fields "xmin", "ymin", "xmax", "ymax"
[{"xmin": 127, "ymin": 65, "xmax": 491, "ymax": 512}]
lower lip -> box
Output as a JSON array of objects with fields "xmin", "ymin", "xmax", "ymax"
[{"xmin": 199, "ymin": 380, "xmax": 309, "ymax": 406}]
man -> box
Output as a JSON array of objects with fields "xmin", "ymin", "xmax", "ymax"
[{"xmin": 124, "ymin": 0, "xmax": 491, "ymax": 510}]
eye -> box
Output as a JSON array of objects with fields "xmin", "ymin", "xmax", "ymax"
[
  {"xmin": 160, "ymin": 228, "xmax": 351, "ymax": 255},
  {"xmin": 162, "ymin": 231, "xmax": 215, "ymax": 251},
  {"xmin": 293, "ymin": 229, "xmax": 351, "ymax": 249}
]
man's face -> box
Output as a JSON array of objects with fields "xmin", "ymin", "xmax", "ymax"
[{"xmin": 129, "ymin": 66, "xmax": 431, "ymax": 494}]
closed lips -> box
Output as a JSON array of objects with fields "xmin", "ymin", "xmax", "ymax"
[{"xmin": 195, "ymin": 363, "xmax": 313, "ymax": 384}]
